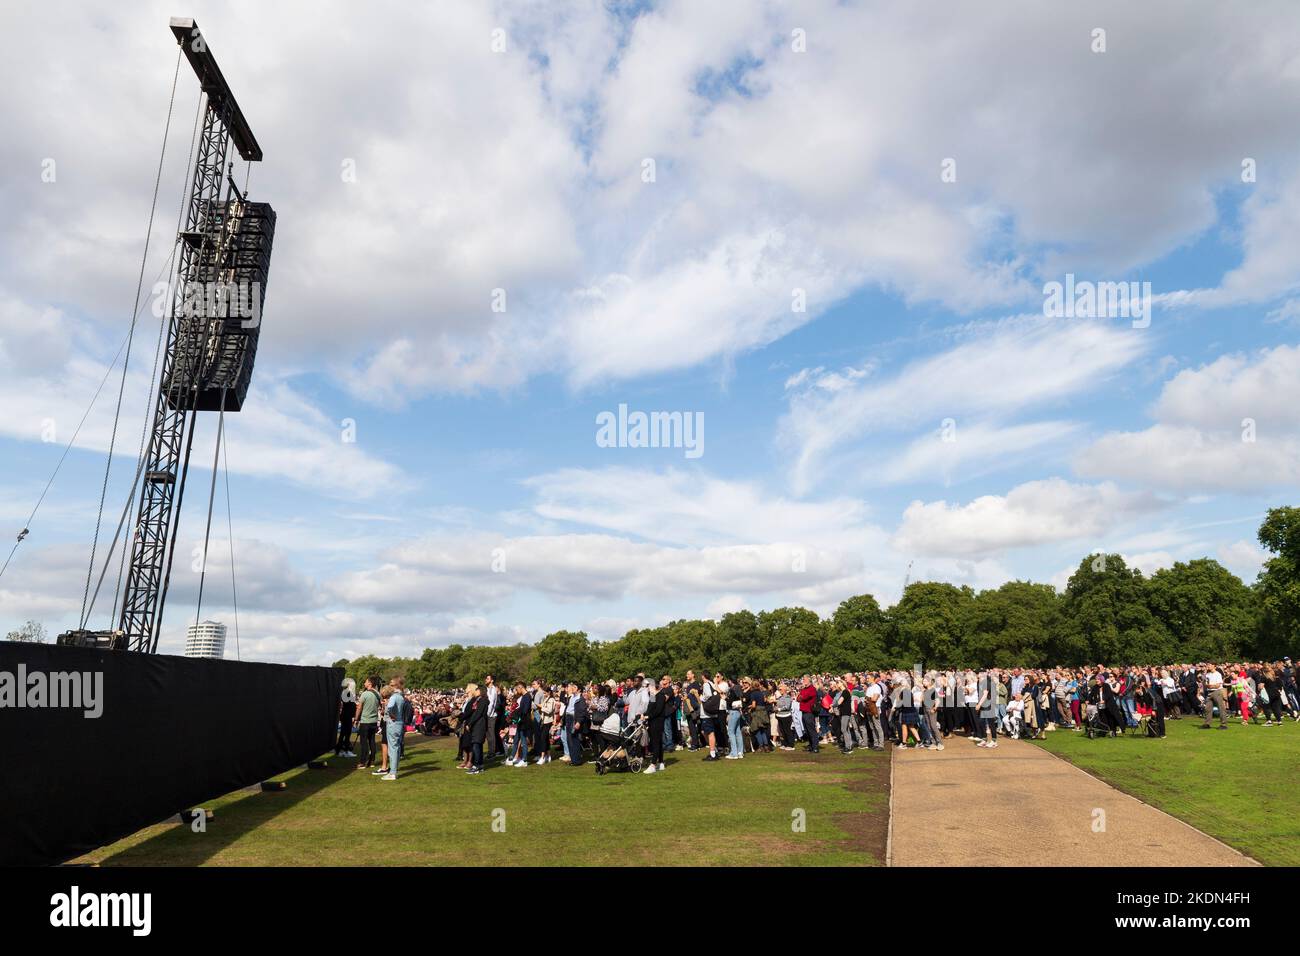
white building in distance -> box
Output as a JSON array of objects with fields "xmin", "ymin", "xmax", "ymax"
[{"xmin": 184, "ymin": 620, "xmax": 227, "ymax": 659}]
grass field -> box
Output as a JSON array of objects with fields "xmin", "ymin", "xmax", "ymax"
[
  {"xmin": 1032, "ymin": 715, "xmax": 1300, "ymax": 866},
  {"xmin": 75, "ymin": 736, "xmax": 890, "ymax": 866}
]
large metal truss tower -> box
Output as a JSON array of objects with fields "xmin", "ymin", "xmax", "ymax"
[{"xmin": 117, "ymin": 19, "xmax": 274, "ymax": 652}]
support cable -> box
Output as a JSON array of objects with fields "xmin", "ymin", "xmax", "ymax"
[
  {"xmin": 110, "ymin": 89, "xmax": 206, "ymax": 625},
  {"xmin": 79, "ymin": 45, "xmax": 184, "ymax": 629},
  {"xmin": 194, "ymin": 389, "xmax": 228, "ymax": 626},
  {"xmin": 0, "ymin": 241, "xmax": 184, "ymax": 590},
  {"xmin": 222, "ymin": 416, "xmax": 242, "ymax": 660}
]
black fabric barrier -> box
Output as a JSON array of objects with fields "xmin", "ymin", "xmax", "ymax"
[{"xmin": 0, "ymin": 642, "xmax": 340, "ymax": 866}]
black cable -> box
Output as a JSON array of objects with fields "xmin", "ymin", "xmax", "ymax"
[
  {"xmin": 222, "ymin": 414, "xmax": 241, "ymax": 661},
  {"xmin": 112, "ymin": 89, "xmax": 206, "ymax": 626},
  {"xmin": 194, "ymin": 389, "xmax": 228, "ymax": 625},
  {"xmin": 80, "ymin": 45, "xmax": 184, "ymax": 628}
]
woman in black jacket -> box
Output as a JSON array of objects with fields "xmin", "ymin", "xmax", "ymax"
[
  {"xmin": 454, "ymin": 693, "xmax": 474, "ymax": 769},
  {"xmin": 464, "ymin": 683, "xmax": 489, "ymax": 775}
]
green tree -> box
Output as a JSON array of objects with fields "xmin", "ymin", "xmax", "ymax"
[
  {"xmin": 821, "ymin": 594, "xmax": 890, "ymax": 671},
  {"xmin": 531, "ymin": 630, "xmax": 597, "ymax": 684},
  {"xmin": 963, "ymin": 581, "xmax": 1060, "ymax": 668},
  {"xmin": 1145, "ymin": 559, "xmax": 1255, "ymax": 661},
  {"xmin": 338, "ymin": 654, "xmax": 397, "ymax": 685},
  {"xmin": 757, "ymin": 607, "xmax": 826, "ymax": 676},
  {"xmin": 454, "ymin": 643, "xmax": 531, "ymax": 685},
  {"xmin": 1058, "ymin": 554, "xmax": 1174, "ymax": 664},
  {"xmin": 887, "ymin": 581, "xmax": 975, "ymax": 668},
  {"xmin": 1256, "ymin": 506, "xmax": 1300, "ymax": 658},
  {"xmin": 712, "ymin": 611, "xmax": 761, "ymax": 676}
]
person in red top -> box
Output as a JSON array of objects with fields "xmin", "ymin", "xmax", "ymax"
[{"xmin": 797, "ymin": 675, "xmax": 820, "ymax": 754}]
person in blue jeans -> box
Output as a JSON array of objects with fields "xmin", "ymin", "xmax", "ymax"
[
  {"xmin": 383, "ymin": 686, "xmax": 405, "ymax": 779},
  {"xmin": 721, "ymin": 678, "xmax": 745, "ymax": 759}
]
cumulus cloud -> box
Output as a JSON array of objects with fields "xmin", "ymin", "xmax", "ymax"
[
  {"xmin": 4, "ymin": 1, "xmax": 1298, "ymax": 402},
  {"xmin": 1217, "ymin": 539, "xmax": 1268, "ymax": 581},
  {"xmin": 334, "ymin": 532, "xmax": 858, "ymax": 610},
  {"xmin": 892, "ymin": 478, "xmax": 1165, "ymax": 558},
  {"xmin": 1076, "ymin": 344, "xmax": 1300, "ymax": 492}
]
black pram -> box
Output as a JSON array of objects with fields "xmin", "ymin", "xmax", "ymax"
[{"xmin": 594, "ymin": 715, "xmax": 646, "ymax": 774}]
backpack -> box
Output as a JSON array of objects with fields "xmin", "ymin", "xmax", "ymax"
[
  {"xmin": 400, "ymin": 696, "xmax": 414, "ymax": 727},
  {"xmin": 703, "ymin": 690, "xmax": 722, "ymax": 714},
  {"xmin": 683, "ymin": 689, "xmax": 699, "ymax": 716}
]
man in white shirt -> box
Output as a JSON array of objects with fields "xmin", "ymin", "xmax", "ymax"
[
  {"xmin": 862, "ymin": 680, "xmax": 884, "ymax": 750},
  {"xmin": 1200, "ymin": 665, "xmax": 1228, "ymax": 729}
]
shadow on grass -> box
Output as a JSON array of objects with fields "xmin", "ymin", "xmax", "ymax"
[{"xmin": 95, "ymin": 756, "xmax": 347, "ymax": 866}]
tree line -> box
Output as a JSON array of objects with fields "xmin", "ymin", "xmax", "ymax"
[{"xmin": 335, "ymin": 508, "xmax": 1300, "ymax": 688}]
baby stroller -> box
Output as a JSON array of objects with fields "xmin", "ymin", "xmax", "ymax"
[
  {"xmin": 594, "ymin": 715, "xmax": 646, "ymax": 775},
  {"xmin": 1084, "ymin": 703, "xmax": 1117, "ymax": 739}
]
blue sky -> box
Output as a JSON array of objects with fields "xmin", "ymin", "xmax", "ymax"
[{"xmin": 2, "ymin": 1, "xmax": 1298, "ymax": 663}]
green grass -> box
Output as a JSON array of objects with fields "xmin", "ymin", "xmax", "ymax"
[
  {"xmin": 1032, "ymin": 715, "xmax": 1300, "ymax": 866},
  {"xmin": 75, "ymin": 736, "xmax": 889, "ymax": 866}
]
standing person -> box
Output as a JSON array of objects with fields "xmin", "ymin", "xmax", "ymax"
[
  {"xmin": 529, "ymin": 679, "xmax": 547, "ymax": 762},
  {"xmin": 699, "ymin": 673, "xmax": 724, "ymax": 760},
  {"xmin": 392, "ymin": 677, "xmax": 412, "ymax": 766},
  {"xmin": 963, "ymin": 672, "xmax": 981, "ymax": 737},
  {"xmin": 862, "ymin": 677, "xmax": 884, "ymax": 750},
  {"xmin": 645, "ymin": 675, "xmax": 672, "ymax": 774},
  {"xmin": 709, "ymin": 672, "xmax": 731, "ymax": 754},
  {"xmin": 975, "ymin": 672, "xmax": 998, "ymax": 749},
  {"xmin": 896, "ymin": 679, "xmax": 921, "ymax": 749},
  {"xmin": 843, "ymin": 673, "xmax": 866, "ymax": 751},
  {"xmin": 1259, "ymin": 666, "xmax": 1287, "ymax": 725},
  {"xmin": 564, "ymin": 681, "xmax": 589, "ymax": 766},
  {"xmin": 1232, "ymin": 670, "xmax": 1253, "ymax": 725},
  {"xmin": 722, "ymin": 676, "xmax": 745, "ymax": 759},
  {"xmin": 538, "ymin": 684, "xmax": 557, "ymax": 763},
  {"xmin": 381, "ymin": 683, "xmax": 405, "ymax": 780},
  {"xmin": 1201, "ymin": 665, "xmax": 1228, "ymax": 729},
  {"xmin": 355, "ymin": 677, "xmax": 380, "ymax": 770},
  {"xmin": 682, "ymin": 680, "xmax": 702, "ymax": 751},
  {"xmin": 464, "ymin": 683, "xmax": 488, "ymax": 774},
  {"xmin": 455, "ymin": 690, "xmax": 474, "ymax": 769},
  {"xmin": 1142, "ymin": 676, "xmax": 1167, "ymax": 738},
  {"xmin": 831, "ymin": 680, "xmax": 854, "ymax": 754},
  {"xmin": 507, "ymin": 681, "xmax": 532, "ymax": 767},
  {"xmin": 774, "ymin": 683, "xmax": 795, "ymax": 750},
  {"xmin": 922, "ymin": 677, "xmax": 944, "ymax": 750},
  {"xmin": 663, "ymin": 680, "xmax": 679, "ymax": 752},
  {"xmin": 374, "ymin": 686, "xmax": 394, "ymax": 775},
  {"xmin": 335, "ymin": 679, "xmax": 357, "ymax": 758},
  {"xmin": 746, "ymin": 678, "xmax": 771, "ymax": 752},
  {"xmin": 483, "ymin": 675, "xmax": 503, "ymax": 759},
  {"xmin": 797, "ymin": 675, "xmax": 819, "ymax": 754}
]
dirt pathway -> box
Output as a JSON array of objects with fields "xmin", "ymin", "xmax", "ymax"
[{"xmin": 887, "ymin": 736, "xmax": 1257, "ymax": 866}]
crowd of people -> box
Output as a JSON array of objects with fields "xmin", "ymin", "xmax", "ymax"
[{"xmin": 330, "ymin": 659, "xmax": 1300, "ymax": 779}]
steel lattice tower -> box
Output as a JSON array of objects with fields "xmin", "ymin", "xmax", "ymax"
[{"xmin": 117, "ymin": 19, "xmax": 273, "ymax": 652}]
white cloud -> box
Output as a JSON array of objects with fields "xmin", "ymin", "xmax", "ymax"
[
  {"xmin": 1217, "ymin": 539, "xmax": 1268, "ymax": 581},
  {"xmin": 526, "ymin": 466, "xmax": 874, "ymax": 549},
  {"xmin": 874, "ymin": 420, "xmax": 1084, "ymax": 487},
  {"xmin": 0, "ymin": 329, "xmax": 404, "ymax": 500},
  {"xmin": 780, "ymin": 318, "xmax": 1147, "ymax": 493},
  {"xmin": 704, "ymin": 594, "xmax": 748, "ymax": 619},
  {"xmin": 892, "ymin": 478, "xmax": 1164, "ymax": 558},
  {"xmin": 5, "ymin": 1, "xmax": 1298, "ymax": 401},
  {"xmin": 339, "ymin": 532, "xmax": 859, "ymax": 609},
  {"xmin": 1076, "ymin": 344, "xmax": 1300, "ymax": 492}
]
